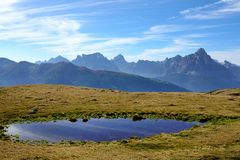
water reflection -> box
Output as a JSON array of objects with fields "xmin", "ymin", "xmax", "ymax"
[{"xmin": 6, "ymin": 118, "xmax": 201, "ymax": 142}]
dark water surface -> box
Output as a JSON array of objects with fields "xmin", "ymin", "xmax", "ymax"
[{"xmin": 6, "ymin": 118, "xmax": 201, "ymax": 142}]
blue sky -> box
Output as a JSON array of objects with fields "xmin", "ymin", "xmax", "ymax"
[{"xmin": 0, "ymin": 0, "xmax": 240, "ymax": 64}]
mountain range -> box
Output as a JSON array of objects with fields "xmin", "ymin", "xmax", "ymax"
[
  {"xmin": 0, "ymin": 58, "xmax": 187, "ymax": 92},
  {"xmin": 37, "ymin": 48, "xmax": 240, "ymax": 92}
]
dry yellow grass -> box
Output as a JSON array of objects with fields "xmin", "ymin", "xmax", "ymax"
[{"xmin": 0, "ymin": 85, "xmax": 240, "ymax": 160}]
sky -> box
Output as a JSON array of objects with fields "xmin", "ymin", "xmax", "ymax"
[{"xmin": 0, "ymin": 0, "xmax": 240, "ymax": 64}]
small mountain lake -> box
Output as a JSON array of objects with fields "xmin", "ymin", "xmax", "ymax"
[{"xmin": 5, "ymin": 118, "xmax": 202, "ymax": 142}]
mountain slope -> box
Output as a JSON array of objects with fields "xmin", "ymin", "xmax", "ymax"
[
  {"xmin": 0, "ymin": 61, "xmax": 37, "ymax": 85},
  {"xmin": 224, "ymin": 60, "xmax": 240, "ymax": 81},
  {"xmin": 0, "ymin": 58, "xmax": 16, "ymax": 72},
  {"xmin": 0, "ymin": 61, "xmax": 187, "ymax": 92},
  {"xmin": 0, "ymin": 58, "xmax": 17, "ymax": 85}
]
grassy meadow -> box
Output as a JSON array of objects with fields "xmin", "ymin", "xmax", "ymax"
[{"xmin": 0, "ymin": 85, "xmax": 239, "ymax": 160}]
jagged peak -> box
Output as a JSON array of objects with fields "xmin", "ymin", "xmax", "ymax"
[
  {"xmin": 51, "ymin": 55, "xmax": 68, "ymax": 60},
  {"xmin": 175, "ymin": 55, "xmax": 182, "ymax": 58},
  {"xmin": 74, "ymin": 53, "xmax": 106, "ymax": 61},
  {"xmin": 55, "ymin": 55, "xmax": 67, "ymax": 59},
  {"xmin": 83, "ymin": 52, "xmax": 104, "ymax": 58},
  {"xmin": 163, "ymin": 55, "xmax": 182, "ymax": 63},
  {"xmin": 224, "ymin": 60, "xmax": 239, "ymax": 67},
  {"xmin": 224, "ymin": 60, "xmax": 232, "ymax": 64},
  {"xmin": 195, "ymin": 48, "xmax": 208, "ymax": 56},
  {"xmin": 173, "ymin": 55, "xmax": 183, "ymax": 61},
  {"xmin": 76, "ymin": 55, "xmax": 82, "ymax": 59},
  {"xmin": 113, "ymin": 54, "xmax": 126, "ymax": 61},
  {"xmin": 92, "ymin": 52, "xmax": 103, "ymax": 55},
  {"xmin": 47, "ymin": 55, "xmax": 69, "ymax": 63}
]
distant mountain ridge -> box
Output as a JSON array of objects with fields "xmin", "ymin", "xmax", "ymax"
[
  {"xmin": 72, "ymin": 53, "xmax": 119, "ymax": 71},
  {"xmin": 0, "ymin": 59, "xmax": 187, "ymax": 92},
  {"xmin": 36, "ymin": 56, "xmax": 69, "ymax": 64},
  {"xmin": 36, "ymin": 48, "xmax": 240, "ymax": 92}
]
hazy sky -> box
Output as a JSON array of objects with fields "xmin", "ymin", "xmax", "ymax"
[{"xmin": 0, "ymin": 0, "xmax": 240, "ymax": 64}]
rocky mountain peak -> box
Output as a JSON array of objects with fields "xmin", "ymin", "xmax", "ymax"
[
  {"xmin": 113, "ymin": 54, "xmax": 126, "ymax": 63},
  {"xmin": 192, "ymin": 48, "xmax": 212, "ymax": 64},
  {"xmin": 83, "ymin": 52, "xmax": 105, "ymax": 59},
  {"xmin": 196, "ymin": 48, "xmax": 207, "ymax": 55},
  {"xmin": 224, "ymin": 60, "xmax": 237, "ymax": 67},
  {"xmin": 194, "ymin": 48, "xmax": 210, "ymax": 58}
]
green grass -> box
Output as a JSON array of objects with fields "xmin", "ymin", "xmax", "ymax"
[{"xmin": 0, "ymin": 85, "xmax": 240, "ymax": 160}]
